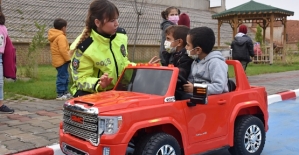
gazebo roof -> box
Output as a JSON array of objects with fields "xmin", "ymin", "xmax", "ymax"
[{"xmin": 212, "ymin": 0, "xmax": 294, "ymax": 19}]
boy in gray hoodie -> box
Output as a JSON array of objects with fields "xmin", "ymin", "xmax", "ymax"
[{"xmin": 183, "ymin": 27, "xmax": 228, "ymax": 95}]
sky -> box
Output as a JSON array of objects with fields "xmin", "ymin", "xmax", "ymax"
[{"xmin": 211, "ymin": 0, "xmax": 298, "ymax": 20}]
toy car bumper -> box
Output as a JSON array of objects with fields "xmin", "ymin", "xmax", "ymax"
[{"xmin": 60, "ymin": 130, "xmax": 127, "ymax": 155}]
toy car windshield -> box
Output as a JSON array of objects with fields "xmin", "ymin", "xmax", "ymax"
[{"xmin": 115, "ymin": 68, "xmax": 172, "ymax": 96}]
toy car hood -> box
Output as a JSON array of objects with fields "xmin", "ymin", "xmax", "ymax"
[{"xmin": 67, "ymin": 90, "xmax": 166, "ymax": 113}]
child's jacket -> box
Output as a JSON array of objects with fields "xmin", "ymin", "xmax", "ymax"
[
  {"xmin": 48, "ymin": 29, "xmax": 70, "ymax": 67},
  {"xmin": 3, "ymin": 36, "xmax": 17, "ymax": 80}
]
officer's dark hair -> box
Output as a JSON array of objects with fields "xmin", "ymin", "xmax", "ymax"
[
  {"xmin": 188, "ymin": 27, "xmax": 215, "ymax": 54},
  {"xmin": 54, "ymin": 18, "xmax": 67, "ymax": 30},
  {"xmin": 70, "ymin": 0, "xmax": 119, "ymax": 56},
  {"xmin": 165, "ymin": 25, "xmax": 190, "ymax": 46},
  {"xmin": 0, "ymin": 7, "xmax": 5, "ymax": 25}
]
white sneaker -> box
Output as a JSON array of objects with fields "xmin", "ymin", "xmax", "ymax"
[
  {"xmin": 64, "ymin": 93, "xmax": 73, "ymax": 99},
  {"xmin": 56, "ymin": 94, "xmax": 68, "ymax": 100}
]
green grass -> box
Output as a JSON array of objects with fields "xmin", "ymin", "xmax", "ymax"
[
  {"xmin": 228, "ymin": 62, "xmax": 299, "ymax": 77},
  {"xmin": 4, "ymin": 59, "xmax": 299, "ymax": 100},
  {"xmin": 4, "ymin": 65, "xmax": 57, "ymax": 100}
]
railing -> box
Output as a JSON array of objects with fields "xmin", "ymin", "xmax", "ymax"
[
  {"xmin": 252, "ymin": 46, "xmax": 283, "ymax": 63},
  {"xmin": 223, "ymin": 46, "xmax": 283, "ymax": 64}
]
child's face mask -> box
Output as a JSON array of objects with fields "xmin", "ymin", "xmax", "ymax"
[
  {"xmin": 168, "ymin": 15, "xmax": 179, "ymax": 24},
  {"xmin": 164, "ymin": 40, "xmax": 177, "ymax": 53},
  {"xmin": 187, "ymin": 48, "xmax": 198, "ymax": 59}
]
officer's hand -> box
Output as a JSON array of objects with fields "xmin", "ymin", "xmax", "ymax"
[{"xmin": 99, "ymin": 73, "xmax": 113, "ymax": 88}]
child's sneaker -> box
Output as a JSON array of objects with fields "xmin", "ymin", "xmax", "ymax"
[
  {"xmin": 56, "ymin": 94, "xmax": 68, "ymax": 100},
  {"xmin": 64, "ymin": 92, "xmax": 73, "ymax": 99},
  {"xmin": 0, "ymin": 104, "xmax": 15, "ymax": 114}
]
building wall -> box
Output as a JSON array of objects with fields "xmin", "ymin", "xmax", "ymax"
[
  {"xmin": 209, "ymin": 0, "xmax": 226, "ymax": 13},
  {"xmin": 13, "ymin": 43, "xmax": 161, "ymax": 65},
  {"xmin": 286, "ymin": 43, "xmax": 298, "ymax": 51},
  {"xmin": 13, "ymin": 43, "xmax": 239, "ymax": 66},
  {"xmin": 126, "ymin": 0, "xmax": 224, "ymax": 11},
  {"xmin": 251, "ymin": 27, "xmax": 284, "ymax": 44},
  {"xmin": 14, "ymin": 43, "xmax": 52, "ymax": 66}
]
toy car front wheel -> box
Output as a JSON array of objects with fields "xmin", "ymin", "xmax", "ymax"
[
  {"xmin": 229, "ymin": 115, "xmax": 266, "ymax": 155},
  {"xmin": 134, "ymin": 132, "xmax": 181, "ymax": 155}
]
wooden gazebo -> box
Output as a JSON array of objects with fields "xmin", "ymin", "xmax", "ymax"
[{"xmin": 212, "ymin": 0, "xmax": 294, "ymax": 64}]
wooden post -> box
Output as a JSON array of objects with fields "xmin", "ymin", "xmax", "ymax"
[
  {"xmin": 283, "ymin": 17, "xmax": 287, "ymax": 63},
  {"xmin": 218, "ymin": 20, "xmax": 221, "ymax": 49},
  {"xmin": 269, "ymin": 14, "xmax": 274, "ymax": 64},
  {"xmin": 233, "ymin": 16, "xmax": 238, "ymax": 39},
  {"xmin": 262, "ymin": 19, "xmax": 267, "ymax": 45},
  {"xmin": 262, "ymin": 27, "xmax": 266, "ymax": 45}
]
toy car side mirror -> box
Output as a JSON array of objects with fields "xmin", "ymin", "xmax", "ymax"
[{"xmin": 187, "ymin": 83, "xmax": 208, "ymax": 107}]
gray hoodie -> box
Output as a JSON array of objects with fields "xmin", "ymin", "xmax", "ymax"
[
  {"xmin": 159, "ymin": 20, "xmax": 175, "ymax": 65},
  {"xmin": 188, "ymin": 51, "xmax": 228, "ymax": 95}
]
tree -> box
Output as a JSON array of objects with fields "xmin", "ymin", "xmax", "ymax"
[
  {"xmin": 255, "ymin": 25, "xmax": 263, "ymax": 45},
  {"xmin": 131, "ymin": 0, "xmax": 146, "ymax": 61},
  {"xmin": 22, "ymin": 22, "xmax": 47, "ymax": 79}
]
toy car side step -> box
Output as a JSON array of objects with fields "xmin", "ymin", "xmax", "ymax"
[{"xmin": 197, "ymin": 146, "xmax": 230, "ymax": 155}]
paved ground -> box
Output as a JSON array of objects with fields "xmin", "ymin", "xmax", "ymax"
[{"xmin": 1, "ymin": 70, "xmax": 299, "ymax": 155}]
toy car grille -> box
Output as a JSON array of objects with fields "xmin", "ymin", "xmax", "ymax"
[{"xmin": 63, "ymin": 108, "xmax": 99, "ymax": 146}]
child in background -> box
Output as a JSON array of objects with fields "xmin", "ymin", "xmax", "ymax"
[
  {"xmin": 48, "ymin": 18, "xmax": 71, "ymax": 100},
  {"xmin": 160, "ymin": 6, "xmax": 180, "ymax": 66},
  {"xmin": 231, "ymin": 24, "xmax": 254, "ymax": 72},
  {"xmin": 0, "ymin": 8, "xmax": 14, "ymax": 113},
  {"xmin": 178, "ymin": 13, "xmax": 190, "ymax": 28},
  {"xmin": 183, "ymin": 27, "xmax": 228, "ymax": 96}
]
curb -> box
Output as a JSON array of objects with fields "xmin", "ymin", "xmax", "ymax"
[
  {"xmin": 13, "ymin": 144, "xmax": 63, "ymax": 155},
  {"xmin": 267, "ymin": 89, "xmax": 299, "ymax": 105},
  {"xmin": 12, "ymin": 89, "xmax": 299, "ymax": 155}
]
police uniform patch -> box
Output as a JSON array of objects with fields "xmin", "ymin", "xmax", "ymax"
[
  {"xmin": 72, "ymin": 58, "xmax": 80, "ymax": 70},
  {"xmin": 120, "ymin": 44, "xmax": 126, "ymax": 57}
]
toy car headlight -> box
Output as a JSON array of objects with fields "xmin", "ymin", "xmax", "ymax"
[{"xmin": 98, "ymin": 116, "xmax": 122, "ymax": 135}]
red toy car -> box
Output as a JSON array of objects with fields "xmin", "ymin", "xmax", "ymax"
[{"xmin": 59, "ymin": 60, "xmax": 268, "ymax": 155}]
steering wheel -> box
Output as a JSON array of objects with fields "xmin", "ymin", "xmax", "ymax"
[{"xmin": 177, "ymin": 74, "xmax": 188, "ymax": 91}]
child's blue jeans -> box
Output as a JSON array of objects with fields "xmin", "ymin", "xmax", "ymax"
[{"xmin": 56, "ymin": 62, "xmax": 69, "ymax": 96}]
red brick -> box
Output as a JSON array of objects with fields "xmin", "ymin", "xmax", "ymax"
[
  {"xmin": 18, "ymin": 117, "xmax": 32, "ymax": 122},
  {"xmin": 7, "ymin": 114, "xmax": 22, "ymax": 119},
  {"xmin": 36, "ymin": 111, "xmax": 60, "ymax": 117}
]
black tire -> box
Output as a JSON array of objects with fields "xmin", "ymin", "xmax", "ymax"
[
  {"xmin": 229, "ymin": 115, "xmax": 266, "ymax": 155},
  {"xmin": 134, "ymin": 132, "xmax": 181, "ymax": 155}
]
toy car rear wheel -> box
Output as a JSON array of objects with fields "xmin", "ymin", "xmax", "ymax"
[
  {"xmin": 229, "ymin": 115, "xmax": 266, "ymax": 155},
  {"xmin": 133, "ymin": 132, "xmax": 181, "ymax": 155}
]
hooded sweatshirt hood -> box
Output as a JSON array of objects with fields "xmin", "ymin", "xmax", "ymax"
[
  {"xmin": 178, "ymin": 13, "xmax": 190, "ymax": 28},
  {"xmin": 234, "ymin": 32, "xmax": 249, "ymax": 46},
  {"xmin": 188, "ymin": 51, "xmax": 228, "ymax": 95},
  {"xmin": 48, "ymin": 28, "xmax": 65, "ymax": 42},
  {"xmin": 47, "ymin": 28, "xmax": 70, "ymax": 67}
]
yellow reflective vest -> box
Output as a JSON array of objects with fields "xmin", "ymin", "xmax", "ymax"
[{"xmin": 69, "ymin": 28, "xmax": 132, "ymax": 95}]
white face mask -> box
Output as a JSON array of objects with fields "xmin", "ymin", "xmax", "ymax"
[
  {"xmin": 186, "ymin": 48, "xmax": 198, "ymax": 59},
  {"xmin": 164, "ymin": 40, "xmax": 177, "ymax": 53}
]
